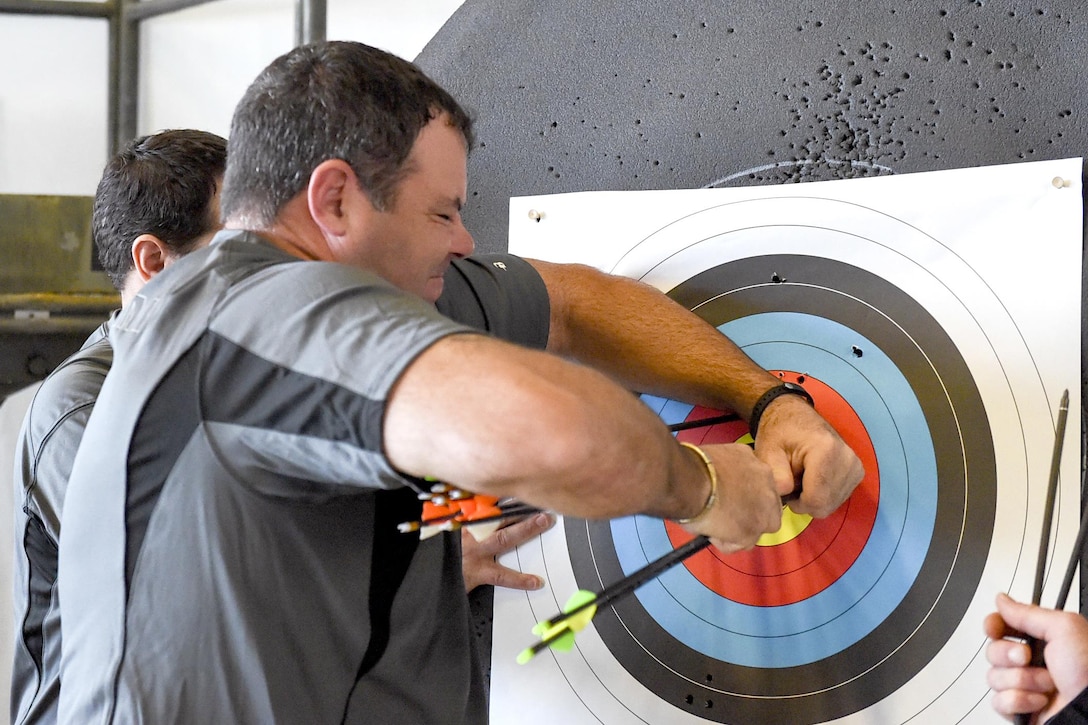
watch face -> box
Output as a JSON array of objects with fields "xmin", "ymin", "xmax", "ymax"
[{"xmin": 750, "ymin": 382, "xmax": 814, "ymax": 436}]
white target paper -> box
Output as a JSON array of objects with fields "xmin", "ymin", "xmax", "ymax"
[{"xmin": 492, "ymin": 158, "xmax": 1083, "ymax": 724}]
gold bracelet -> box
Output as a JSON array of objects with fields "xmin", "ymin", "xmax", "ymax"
[{"xmin": 675, "ymin": 442, "xmax": 719, "ymax": 524}]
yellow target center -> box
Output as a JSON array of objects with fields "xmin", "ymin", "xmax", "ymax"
[
  {"xmin": 727, "ymin": 431, "xmax": 812, "ymax": 547},
  {"xmin": 757, "ymin": 504, "xmax": 813, "ymax": 546}
]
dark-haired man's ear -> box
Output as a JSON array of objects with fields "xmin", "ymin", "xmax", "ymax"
[{"xmin": 131, "ymin": 234, "xmax": 171, "ymax": 284}]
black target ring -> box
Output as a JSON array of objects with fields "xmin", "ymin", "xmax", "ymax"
[{"xmin": 564, "ymin": 254, "xmax": 996, "ymax": 723}]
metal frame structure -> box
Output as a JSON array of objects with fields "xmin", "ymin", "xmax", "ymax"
[{"xmin": 0, "ymin": 0, "xmax": 326, "ymax": 154}]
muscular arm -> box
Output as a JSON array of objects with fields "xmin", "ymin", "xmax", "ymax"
[
  {"xmin": 384, "ymin": 333, "xmax": 783, "ymax": 550},
  {"xmin": 532, "ymin": 259, "xmax": 776, "ymax": 415},
  {"xmin": 529, "ymin": 259, "xmax": 864, "ymax": 518}
]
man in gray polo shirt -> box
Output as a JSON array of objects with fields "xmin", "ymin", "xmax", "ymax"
[{"xmin": 58, "ymin": 41, "xmax": 862, "ymax": 723}]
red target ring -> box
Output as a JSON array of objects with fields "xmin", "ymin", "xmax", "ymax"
[{"xmin": 667, "ymin": 372, "xmax": 880, "ymax": 606}]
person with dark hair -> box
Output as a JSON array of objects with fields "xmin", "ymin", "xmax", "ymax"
[
  {"xmin": 11, "ymin": 128, "xmax": 226, "ymax": 725},
  {"xmin": 92, "ymin": 130, "xmax": 227, "ymax": 294},
  {"xmin": 985, "ymin": 593, "xmax": 1088, "ymax": 724},
  {"xmin": 58, "ymin": 41, "xmax": 862, "ymax": 723}
]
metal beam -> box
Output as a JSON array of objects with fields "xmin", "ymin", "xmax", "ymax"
[
  {"xmin": 106, "ymin": 9, "xmax": 121, "ymax": 154},
  {"xmin": 0, "ymin": 0, "xmax": 112, "ymax": 17},
  {"xmin": 115, "ymin": 2, "xmax": 138, "ymax": 150},
  {"xmin": 122, "ymin": 0, "xmax": 220, "ymax": 22},
  {"xmin": 294, "ymin": 0, "xmax": 326, "ymax": 46}
]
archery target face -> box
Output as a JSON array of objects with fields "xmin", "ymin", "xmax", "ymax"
[{"xmin": 493, "ymin": 159, "xmax": 1081, "ymax": 724}]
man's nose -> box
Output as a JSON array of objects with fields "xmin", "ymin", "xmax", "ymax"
[{"xmin": 453, "ymin": 223, "xmax": 475, "ymax": 258}]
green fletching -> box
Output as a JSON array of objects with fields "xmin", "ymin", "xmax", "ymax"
[
  {"xmin": 564, "ymin": 589, "xmax": 596, "ymax": 611},
  {"xmin": 549, "ymin": 629, "xmax": 577, "ymax": 652},
  {"xmin": 561, "ymin": 590, "xmax": 597, "ymax": 633}
]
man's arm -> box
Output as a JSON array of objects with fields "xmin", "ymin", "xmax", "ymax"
[
  {"xmin": 384, "ymin": 332, "xmax": 784, "ymax": 552},
  {"xmin": 533, "ymin": 259, "xmax": 775, "ymax": 413},
  {"xmin": 528, "ymin": 258, "xmax": 863, "ymax": 518}
]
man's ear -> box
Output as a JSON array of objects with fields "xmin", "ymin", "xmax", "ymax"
[
  {"xmin": 130, "ymin": 234, "xmax": 171, "ymax": 284},
  {"xmin": 308, "ymin": 159, "xmax": 370, "ymax": 237}
]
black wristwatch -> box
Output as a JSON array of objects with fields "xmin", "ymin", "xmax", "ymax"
[{"xmin": 748, "ymin": 382, "xmax": 814, "ymax": 438}]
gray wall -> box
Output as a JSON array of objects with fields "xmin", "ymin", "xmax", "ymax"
[{"xmin": 419, "ymin": 0, "xmax": 1085, "ymax": 253}]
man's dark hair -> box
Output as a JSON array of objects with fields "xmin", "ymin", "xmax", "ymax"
[
  {"xmin": 92, "ymin": 129, "xmax": 227, "ymax": 290},
  {"xmin": 221, "ymin": 40, "xmax": 474, "ymax": 226}
]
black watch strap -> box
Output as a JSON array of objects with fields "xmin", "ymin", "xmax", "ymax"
[{"xmin": 748, "ymin": 382, "xmax": 814, "ymax": 438}]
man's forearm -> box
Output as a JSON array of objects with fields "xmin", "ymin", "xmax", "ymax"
[{"xmin": 530, "ymin": 258, "xmax": 780, "ymax": 418}]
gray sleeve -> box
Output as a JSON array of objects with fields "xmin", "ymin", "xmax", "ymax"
[
  {"xmin": 436, "ymin": 254, "xmax": 550, "ymax": 350},
  {"xmin": 18, "ymin": 343, "xmax": 111, "ymax": 539},
  {"xmin": 197, "ymin": 262, "xmax": 476, "ymax": 493},
  {"xmin": 1046, "ymin": 688, "xmax": 1088, "ymax": 725}
]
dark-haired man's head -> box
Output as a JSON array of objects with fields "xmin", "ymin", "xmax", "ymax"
[{"xmin": 93, "ymin": 129, "xmax": 227, "ymax": 301}]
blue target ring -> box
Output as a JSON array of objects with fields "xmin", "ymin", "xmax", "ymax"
[{"xmin": 614, "ymin": 312, "xmax": 937, "ymax": 667}]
